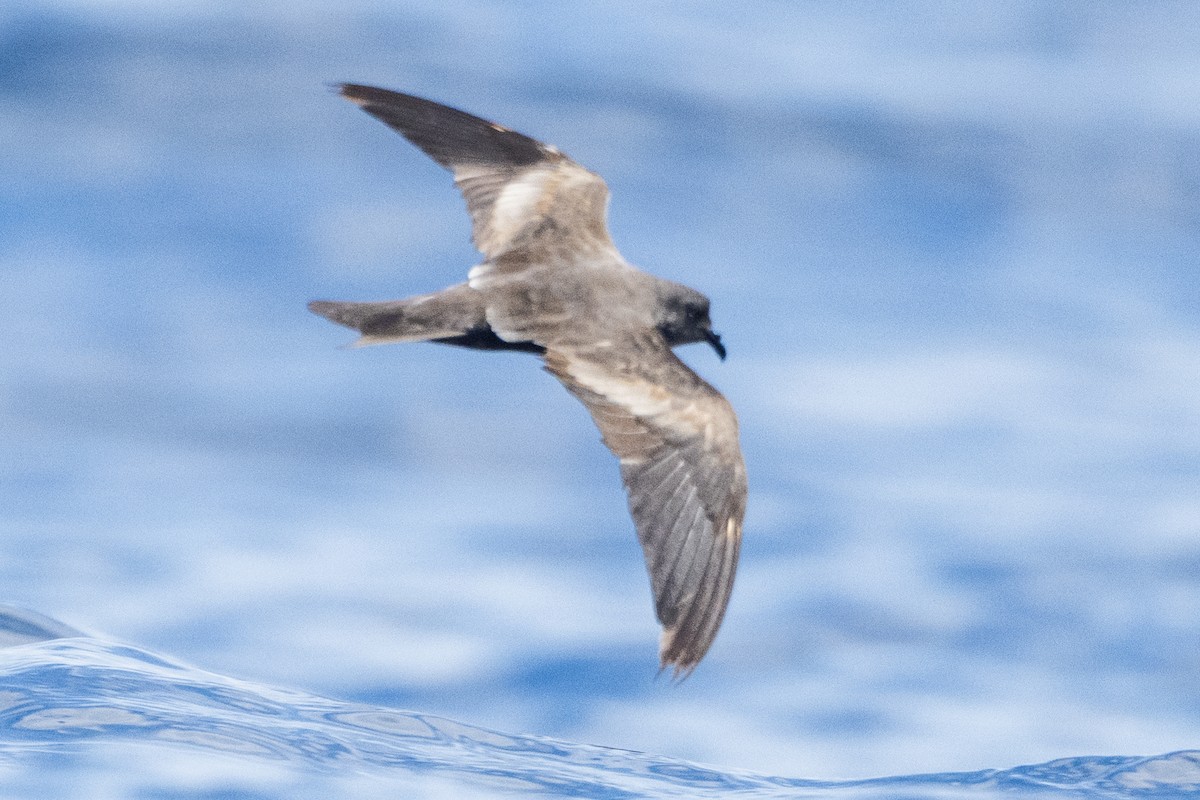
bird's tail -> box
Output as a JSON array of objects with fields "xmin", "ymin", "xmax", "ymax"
[{"xmin": 308, "ymin": 283, "xmax": 486, "ymax": 347}]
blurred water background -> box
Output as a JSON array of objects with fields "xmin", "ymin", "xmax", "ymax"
[{"xmin": 2, "ymin": 1, "xmax": 1200, "ymax": 797}]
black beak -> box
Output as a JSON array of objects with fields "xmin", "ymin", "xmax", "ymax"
[{"xmin": 705, "ymin": 329, "xmax": 726, "ymax": 361}]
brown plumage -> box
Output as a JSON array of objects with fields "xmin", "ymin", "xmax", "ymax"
[{"xmin": 310, "ymin": 84, "xmax": 747, "ymax": 676}]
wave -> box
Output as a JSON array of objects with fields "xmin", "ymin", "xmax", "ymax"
[{"xmin": 0, "ymin": 606, "xmax": 1196, "ymax": 799}]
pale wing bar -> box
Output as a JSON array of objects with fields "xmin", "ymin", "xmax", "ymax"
[
  {"xmin": 544, "ymin": 344, "xmax": 747, "ymax": 676},
  {"xmin": 339, "ymin": 84, "xmax": 612, "ymax": 260}
]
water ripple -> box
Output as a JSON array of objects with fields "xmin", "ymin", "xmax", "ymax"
[{"xmin": 0, "ymin": 625, "xmax": 1196, "ymax": 799}]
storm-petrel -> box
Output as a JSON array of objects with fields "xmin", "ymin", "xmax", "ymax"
[{"xmin": 310, "ymin": 84, "xmax": 747, "ymax": 676}]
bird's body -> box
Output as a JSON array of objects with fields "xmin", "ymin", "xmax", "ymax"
[{"xmin": 311, "ymin": 85, "xmax": 746, "ymax": 676}]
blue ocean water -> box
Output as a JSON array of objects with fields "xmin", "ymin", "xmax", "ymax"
[
  {"xmin": 2, "ymin": 610, "xmax": 1199, "ymax": 799},
  {"xmin": 2, "ymin": 1, "xmax": 1200, "ymax": 797}
]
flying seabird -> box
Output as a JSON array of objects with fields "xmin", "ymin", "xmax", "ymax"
[{"xmin": 310, "ymin": 84, "xmax": 747, "ymax": 676}]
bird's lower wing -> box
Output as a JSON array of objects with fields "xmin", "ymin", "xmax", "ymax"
[{"xmin": 543, "ymin": 338, "xmax": 747, "ymax": 677}]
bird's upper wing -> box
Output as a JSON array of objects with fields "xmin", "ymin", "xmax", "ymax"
[
  {"xmin": 544, "ymin": 336, "xmax": 747, "ymax": 677},
  {"xmin": 340, "ymin": 84, "xmax": 615, "ymax": 263}
]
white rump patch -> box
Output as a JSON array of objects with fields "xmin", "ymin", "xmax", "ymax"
[{"xmin": 467, "ymin": 264, "xmax": 490, "ymax": 288}]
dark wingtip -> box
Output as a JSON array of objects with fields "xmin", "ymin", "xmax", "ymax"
[
  {"xmin": 337, "ymin": 82, "xmax": 379, "ymax": 106},
  {"xmin": 658, "ymin": 627, "xmax": 704, "ymax": 682},
  {"xmin": 337, "ymin": 83, "xmax": 417, "ymax": 111},
  {"xmin": 330, "ymin": 82, "xmax": 378, "ymax": 103},
  {"xmin": 655, "ymin": 657, "xmax": 693, "ymax": 684},
  {"xmin": 665, "ymin": 661, "xmax": 697, "ymax": 684}
]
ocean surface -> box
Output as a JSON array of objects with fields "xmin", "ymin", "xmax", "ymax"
[
  {"xmin": 2, "ymin": 1, "xmax": 1200, "ymax": 797},
  {"xmin": 2, "ymin": 609, "xmax": 1199, "ymax": 799}
]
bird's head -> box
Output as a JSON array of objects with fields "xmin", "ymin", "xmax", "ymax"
[{"xmin": 656, "ymin": 283, "xmax": 726, "ymax": 360}]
